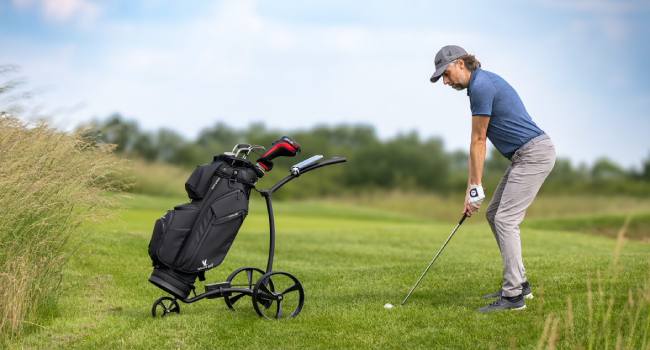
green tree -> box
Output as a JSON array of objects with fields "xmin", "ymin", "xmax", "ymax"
[
  {"xmin": 97, "ymin": 114, "xmax": 141, "ymax": 154},
  {"xmin": 642, "ymin": 152, "xmax": 650, "ymax": 181},
  {"xmin": 155, "ymin": 128, "xmax": 186, "ymax": 163},
  {"xmin": 591, "ymin": 157, "xmax": 626, "ymax": 181},
  {"xmin": 485, "ymin": 147, "xmax": 509, "ymax": 175},
  {"xmin": 197, "ymin": 122, "xmax": 241, "ymax": 152},
  {"xmin": 345, "ymin": 131, "xmax": 449, "ymax": 191},
  {"xmin": 133, "ymin": 133, "xmax": 157, "ymax": 161}
]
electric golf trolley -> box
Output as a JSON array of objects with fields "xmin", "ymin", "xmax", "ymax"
[{"xmin": 147, "ymin": 138, "xmax": 346, "ymax": 319}]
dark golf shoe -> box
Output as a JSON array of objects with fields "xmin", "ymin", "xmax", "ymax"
[
  {"xmin": 482, "ymin": 281, "xmax": 533, "ymax": 300},
  {"xmin": 478, "ymin": 295, "xmax": 526, "ymax": 313}
]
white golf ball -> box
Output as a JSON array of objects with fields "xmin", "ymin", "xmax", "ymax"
[{"xmin": 384, "ymin": 303, "xmax": 394, "ymax": 309}]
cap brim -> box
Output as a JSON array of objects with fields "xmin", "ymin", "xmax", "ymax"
[{"xmin": 430, "ymin": 63, "xmax": 449, "ymax": 83}]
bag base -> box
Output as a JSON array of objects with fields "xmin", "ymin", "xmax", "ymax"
[{"xmin": 149, "ymin": 267, "xmax": 196, "ymax": 299}]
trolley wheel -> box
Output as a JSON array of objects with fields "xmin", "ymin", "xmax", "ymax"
[
  {"xmin": 223, "ymin": 267, "xmax": 266, "ymax": 310},
  {"xmin": 151, "ymin": 296, "xmax": 180, "ymax": 318},
  {"xmin": 252, "ymin": 271, "xmax": 304, "ymax": 319}
]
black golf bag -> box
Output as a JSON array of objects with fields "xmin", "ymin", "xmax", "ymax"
[{"xmin": 148, "ymin": 154, "xmax": 262, "ymax": 299}]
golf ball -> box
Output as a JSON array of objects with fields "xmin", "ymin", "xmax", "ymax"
[{"xmin": 384, "ymin": 303, "xmax": 394, "ymax": 309}]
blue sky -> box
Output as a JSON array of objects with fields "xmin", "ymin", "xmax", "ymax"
[{"xmin": 1, "ymin": 0, "xmax": 649, "ymax": 168}]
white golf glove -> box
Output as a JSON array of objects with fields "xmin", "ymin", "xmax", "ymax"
[{"xmin": 468, "ymin": 184, "xmax": 485, "ymax": 208}]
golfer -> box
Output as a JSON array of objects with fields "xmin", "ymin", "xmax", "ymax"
[{"xmin": 430, "ymin": 45, "xmax": 556, "ymax": 313}]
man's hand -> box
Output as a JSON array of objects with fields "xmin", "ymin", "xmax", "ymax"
[
  {"xmin": 463, "ymin": 200, "xmax": 477, "ymax": 216},
  {"xmin": 463, "ymin": 184, "xmax": 485, "ymax": 216}
]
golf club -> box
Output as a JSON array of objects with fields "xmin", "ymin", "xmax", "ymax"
[
  {"xmin": 400, "ymin": 213, "xmax": 468, "ymax": 306},
  {"xmin": 231, "ymin": 144, "xmax": 266, "ymax": 159}
]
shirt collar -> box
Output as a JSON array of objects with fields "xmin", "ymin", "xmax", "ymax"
[{"xmin": 467, "ymin": 68, "xmax": 481, "ymax": 96}]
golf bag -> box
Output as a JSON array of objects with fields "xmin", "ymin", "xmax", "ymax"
[{"xmin": 148, "ymin": 154, "xmax": 262, "ymax": 299}]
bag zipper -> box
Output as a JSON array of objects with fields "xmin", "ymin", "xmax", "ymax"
[
  {"xmin": 212, "ymin": 210, "xmax": 245, "ymax": 225},
  {"xmin": 209, "ymin": 188, "xmax": 245, "ymax": 206},
  {"xmin": 187, "ymin": 209, "xmax": 246, "ymax": 272},
  {"xmin": 175, "ymin": 189, "xmax": 246, "ymax": 271},
  {"xmin": 210, "ymin": 177, "xmax": 221, "ymax": 190}
]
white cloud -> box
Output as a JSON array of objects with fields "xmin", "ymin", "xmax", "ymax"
[
  {"xmin": 10, "ymin": 0, "xmax": 100, "ymax": 24},
  {"xmin": 42, "ymin": 0, "xmax": 99, "ymax": 23}
]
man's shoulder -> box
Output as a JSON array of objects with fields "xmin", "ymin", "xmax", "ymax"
[
  {"xmin": 469, "ymin": 69, "xmax": 497, "ymax": 96},
  {"xmin": 476, "ymin": 69, "xmax": 504, "ymax": 85}
]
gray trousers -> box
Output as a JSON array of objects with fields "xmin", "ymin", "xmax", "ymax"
[{"xmin": 485, "ymin": 134, "xmax": 556, "ymax": 297}]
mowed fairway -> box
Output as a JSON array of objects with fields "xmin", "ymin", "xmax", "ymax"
[{"xmin": 10, "ymin": 194, "xmax": 650, "ymax": 349}]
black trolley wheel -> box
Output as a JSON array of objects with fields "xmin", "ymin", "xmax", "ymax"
[
  {"xmin": 151, "ymin": 296, "xmax": 180, "ymax": 318},
  {"xmin": 252, "ymin": 271, "xmax": 304, "ymax": 319},
  {"xmin": 223, "ymin": 267, "xmax": 267, "ymax": 310}
]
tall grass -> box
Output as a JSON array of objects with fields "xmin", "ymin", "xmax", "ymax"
[
  {"xmin": 0, "ymin": 116, "xmax": 127, "ymax": 339},
  {"xmin": 337, "ymin": 191, "xmax": 650, "ymax": 222},
  {"xmin": 535, "ymin": 216, "xmax": 650, "ymax": 349},
  {"xmin": 126, "ymin": 159, "xmax": 188, "ymax": 198}
]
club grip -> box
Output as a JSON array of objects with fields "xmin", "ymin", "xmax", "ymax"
[{"xmin": 256, "ymin": 136, "xmax": 301, "ymax": 171}]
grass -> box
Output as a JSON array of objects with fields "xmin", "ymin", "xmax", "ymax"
[
  {"xmin": 0, "ymin": 116, "xmax": 126, "ymax": 338},
  {"xmin": 339, "ymin": 192, "xmax": 650, "ymax": 240},
  {"xmin": 126, "ymin": 159, "xmax": 188, "ymax": 198},
  {"xmin": 527, "ymin": 213, "xmax": 650, "ymax": 241},
  {"xmin": 5, "ymin": 193, "xmax": 649, "ymax": 349}
]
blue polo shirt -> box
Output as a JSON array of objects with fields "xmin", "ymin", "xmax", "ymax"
[{"xmin": 467, "ymin": 68, "xmax": 544, "ymax": 159}]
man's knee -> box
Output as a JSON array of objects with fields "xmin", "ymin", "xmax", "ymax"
[{"xmin": 493, "ymin": 213, "xmax": 516, "ymax": 236}]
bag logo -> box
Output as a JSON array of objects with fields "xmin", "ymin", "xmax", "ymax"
[{"xmin": 198, "ymin": 259, "xmax": 213, "ymax": 271}]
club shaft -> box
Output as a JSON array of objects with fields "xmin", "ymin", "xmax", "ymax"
[{"xmin": 401, "ymin": 215, "xmax": 467, "ymax": 305}]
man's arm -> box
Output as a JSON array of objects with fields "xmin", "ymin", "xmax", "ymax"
[
  {"xmin": 469, "ymin": 116, "xmax": 489, "ymax": 184},
  {"xmin": 464, "ymin": 115, "xmax": 490, "ymax": 215}
]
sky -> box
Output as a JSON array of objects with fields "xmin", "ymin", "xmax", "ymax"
[{"xmin": 1, "ymin": 0, "xmax": 649, "ymax": 168}]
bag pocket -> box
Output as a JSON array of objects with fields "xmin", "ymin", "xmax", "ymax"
[
  {"xmin": 156, "ymin": 203, "xmax": 201, "ymax": 267},
  {"xmin": 176, "ymin": 189, "xmax": 249, "ymax": 272},
  {"xmin": 147, "ymin": 212, "xmax": 169, "ymax": 264},
  {"xmin": 185, "ymin": 162, "xmax": 221, "ymax": 200},
  {"xmin": 192, "ymin": 209, "xmax": 247, "ymax": 271}
]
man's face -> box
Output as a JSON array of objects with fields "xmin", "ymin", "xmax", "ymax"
[{"xmin": 442, "ymin": 61, "xmax": 468, "ymax": 91}]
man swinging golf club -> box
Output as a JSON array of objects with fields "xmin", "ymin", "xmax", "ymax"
[{"xmin": 430, "ymin": 45, "xmax": 556, "ymax": 313}]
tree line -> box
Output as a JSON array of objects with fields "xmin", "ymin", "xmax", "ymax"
[{"xmin": 80, "ymin": 113, "xmax": 650, "ymax": 197}]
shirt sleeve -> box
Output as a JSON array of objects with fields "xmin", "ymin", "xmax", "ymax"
[{"xmin": 469, "ymin": 79, "xmax": 496, "ymax": 117}]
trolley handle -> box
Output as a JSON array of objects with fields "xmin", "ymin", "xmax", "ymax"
[
  {"xmin": 298, "ymin": 156, "xmax": 346, "ymax": 175},
  {"xmin": 263, "ymin": 156, "xmax": 347, "ymax": 194},
  {"xmin": 290, "ymin": 155, "xmax": 324, "ymax": 175}
]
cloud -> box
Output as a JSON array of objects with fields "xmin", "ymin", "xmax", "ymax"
[{"xmin": 11, "ymin": 0, "xmax": 100, "ymax": 24}]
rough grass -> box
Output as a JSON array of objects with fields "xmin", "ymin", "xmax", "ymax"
[
  {"xmin": 528, "ymin": 213, "xmax": 650, "ymax": 241},
  {"xmin": 5, "ymin": 193, "xmax": 649, "ymax": 349},
  {"xmin": 339, "ymin": 191, "xmax": 650, "ymax": 220},
  {"xmin": 0, "ymin": 116, "xmax": 127, "ymax": 339},
  {"xmin": 126, "ymin": 159, "xmax": 188, "ymax": 198},
  {"xmin": 339, "ymin": 192, "xmax": 650, "ymax": 240}
]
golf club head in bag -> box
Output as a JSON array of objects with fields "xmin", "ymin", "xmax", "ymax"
[{"xmin": 255, "ymin": 136, "xmax": 301, "ymax": 172}]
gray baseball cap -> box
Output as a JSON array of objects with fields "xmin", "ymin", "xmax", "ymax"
[{"xmin": 430, "ymin": 45, "xmax": 468, "ymax": 83}]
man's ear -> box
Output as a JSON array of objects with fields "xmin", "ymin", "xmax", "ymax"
[{"xmin": 456, "ymin": 59, "xmax": 466, "ymax": 71}]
